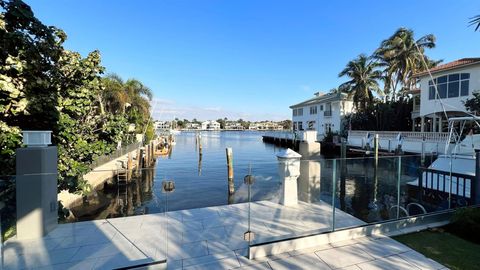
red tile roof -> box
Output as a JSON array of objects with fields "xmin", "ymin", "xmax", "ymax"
[{"xmin": 414, "ymin": 58, "xmax": 480, "ymax": 77}]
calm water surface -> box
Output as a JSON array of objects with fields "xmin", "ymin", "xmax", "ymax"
[{"xmin": 81, "ymin": 131, "xmax": 431, "ymax": 226}]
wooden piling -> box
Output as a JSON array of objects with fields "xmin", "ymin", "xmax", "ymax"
[
  {"xmin": 226, "ymin": 147, "xmax": 234, "ymax": 195},
  {"xmin": 135, "ymin": 148, "xmax": 141, "ymax": 173},
  {"xmin": 127, "ymin": 152, "xmax": 133, "ymax": 181},
  {"xmin": 145, "ymin": 144, "xmax": 150, "ymax": 167},
  {"xmin": 150, "ymin": 141, "xmax": 154, "ymax": 166},
  {"xmin": 374, "ymin": 134, "xmax": 379, "ymax": 164}
]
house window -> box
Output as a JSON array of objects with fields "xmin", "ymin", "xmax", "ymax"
[
  {"xmin": 298, "ymin": 121, "xmax": 303, "ymax": 130},
  {"xmin": 310, "ymin": 106, "xmax": 317, "ymax": 115},
  {"xmin": 308, "ymin": 121, "xmax": 316, "ymax": 130},
  {"xmin": 320, "ymin": 105, "xmax": 324, "ymax": 111},
  {"xmin": 324, "ymin": 123, "xmax": 332, "ymax": 134},
  {"xmin": 428, "ymin": 73, "xmax": 470, "ymax": 100},
  {"xmin": 293, "ymin": 109, "xmax": 297, "ymax": 116},
  {"xmin": 297, "ymin": 108, "xmax": 303, "ymax": 116}
]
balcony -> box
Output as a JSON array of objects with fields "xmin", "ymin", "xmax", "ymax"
[{"xmin": 324, "ymin": 110, "xmax": 332, "ymax": 117}]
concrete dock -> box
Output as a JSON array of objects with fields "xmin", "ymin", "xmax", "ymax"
[{"xmin": 2, "ymin": 200, "xmax": 445, "ymax": 269}]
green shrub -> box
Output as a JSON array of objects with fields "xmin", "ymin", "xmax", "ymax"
[{"xmin": 447, "ymin": 207, "xmax": 480, "ymax": 244}]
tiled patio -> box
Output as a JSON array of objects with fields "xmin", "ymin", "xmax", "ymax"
[{"xmin": 1, "ymin": 201, "xmax": 446, "ymax": 269}]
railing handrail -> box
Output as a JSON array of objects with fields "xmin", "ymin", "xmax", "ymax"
[
  {"xmin": 89, "ymin": 141, "xmax": 142, "ymax": 169},
  {"xmin": 348, "ymin": 130, "xmax": 449, "ymax": 141},
  {"xmin": 421, "ymin": 167, "xmax": 474, "ymax": 180}
]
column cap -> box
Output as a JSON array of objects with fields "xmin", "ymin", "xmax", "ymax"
[{"xmin": 277, "ymin": 148, "xmax": 302, "ymax": 159}]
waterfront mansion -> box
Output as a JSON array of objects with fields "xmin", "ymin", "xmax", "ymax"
[
  {"xmin": 290, "ymin": 92, "xmax": 354, "ymax": 138},
  {"xmin": 411, "ymin": 58, "xmax": 480, "ymax": 132}
]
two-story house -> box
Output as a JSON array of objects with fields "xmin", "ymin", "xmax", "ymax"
[
  {"xmin": 411, "ymin": 58, "xmax": 480, "ymax": 132},
  {"xmin": 290, "ymin": 92, "xmax": 353, "ymax": 137},
  {"xmin": 201, "ymin": 120, "xmax": 221, "ymax": 130}
]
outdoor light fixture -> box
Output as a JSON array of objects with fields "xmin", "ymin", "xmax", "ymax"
[{"xmin": 22, "ymin": 130, "xmax": 52, "ymax": 147}]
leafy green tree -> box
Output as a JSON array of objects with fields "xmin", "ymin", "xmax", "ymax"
[
  {"xmin": 339, "ymin": 54, "xmax": 383, "ymax": 112},
  {"xmin": 374, "ymin": 28, "xmax": 437, "ymax": 100},
  {"xmin": 464, "ymin": 92, "xmax": 480, "ymax": 114},
  {"xmin": 343, "ymin": 98, "xmax": 413, "ymax": 132},
  {"xmin": 217, "ymin": 118, "xmax": 226, "ymax": 129},
  {"xmin": 280, "ymin": 120, "xmax": 292, "ymax": 130}
]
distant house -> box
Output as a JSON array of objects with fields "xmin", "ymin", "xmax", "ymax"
[
  {"xmin": 249, "ymin": 121, "xmax": 283, "ymax": 130},
  {"xmin": 201, "ymin": 120, "xmax": 221, "ymax": 130},
  {"xmin": 154, "ymin": 121, "xmax": 171, "ymax": 130},
  {"xmin": 185, "ymin": 123, "xmax": 201, "ymax": 130},
  {"xmin": 411, "ymin": 58, "xmax": 480, "ymax": 132},
  {"xmin": 290, "ymin": 92, "xmax": 353, "ymax": 137},
  {"xmin": 225, "ymin": 122, "xmax": 244, "ymax": 130}
]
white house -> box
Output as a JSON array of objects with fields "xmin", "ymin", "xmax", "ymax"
[
  {"xmin": 185, "ymin": 123, "xmax": 201, "ymax": 130},
  {"xmin": 201, "ymin": 120, "xmax": 221, "ymax": 130},
  {"xmin": 249, "ymin": 121, "xmax": 283, "ymax": 130},
  {"xmin": 154, "ymin": 121, "xmax": 171, "ymax": 130},
  {"xmin": 290, "ymin": 92, "xmax": 353, "ymax": 137},
  {"xmin": 225, "ymin": 122, "xmax": 244, "ymax": 130},
  {"xmin": 411, "ymin": 58, "xmax": 480, "ymax": 132}
]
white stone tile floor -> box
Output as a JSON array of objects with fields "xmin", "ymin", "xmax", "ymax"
[{"xmin": 1, "ymin": 201, "xmax": 447, "ymax": 269}]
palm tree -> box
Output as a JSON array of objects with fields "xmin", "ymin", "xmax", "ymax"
[
  {"xmin": 374, "ymin": 28, "xmax": 436, "ymax": 100},
  {"xmin": 470, "ymin": 15, "xmax": 480, "ymax": 31},
  {"xmin": 339, "ymin": 54, "xmax": 383, "ymax": 112},
  {"xmin": 100, "ymin": 74, "xmax": 129, "ymax": 114}
]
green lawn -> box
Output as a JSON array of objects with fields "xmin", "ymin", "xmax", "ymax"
[{"xmin": 394, "ymin": 229, "xmax": 480, "ymax": 270}]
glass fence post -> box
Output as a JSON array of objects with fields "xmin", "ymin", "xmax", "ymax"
[
  {"xmin": 448, "ymin": 154, "xmax": 453, "ymax": 209},
  {"xmin": 396, "ymin": 156, "xmax": 401, "ymax": 219},
  {"xmin": 332, "ymin": 159, "xmax": 336, "ymax": 231}
]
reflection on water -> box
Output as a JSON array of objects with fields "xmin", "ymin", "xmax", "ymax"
[{"xmin": 74, "ymin": 131, "xmax": 434, "ymax": 225}]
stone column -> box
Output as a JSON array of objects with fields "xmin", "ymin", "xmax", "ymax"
[
  {"xmin": 277, "ymin": 149, "xmax": 302, "ymax": 206},
  {"xmin": 16, "ymin": 132, "xmax": 58, "ymax": 240},
  {"xmin": 420, "ymin": 117, "xmax": 425, "ymax": 132}
]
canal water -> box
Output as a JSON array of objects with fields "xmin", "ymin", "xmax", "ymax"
[
  {"xmin": 77, "ymin": 131, "xmax": 434, "ymax": 226},
  {"xmin": 79, "ymin": 131, "xmax": 288, "ymax": 220}
]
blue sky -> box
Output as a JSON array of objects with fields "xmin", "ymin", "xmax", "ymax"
[{"xmin": 27, "ymin": 0, "xmax": 480, "ymax": 121}]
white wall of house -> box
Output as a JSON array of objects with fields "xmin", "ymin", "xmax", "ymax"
[
  {"xmin": 419, "ymin": 64, "xmax": 480, "ymax": 117},
  {"xmin": 291, "ymin": 93, "xmax": 353, "ymax": 137}
]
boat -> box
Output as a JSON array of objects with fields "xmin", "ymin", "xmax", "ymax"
[
  {"xmin": 407, "ymin": 116, "xmax": 480, "ymax": 208},
  {"xmin": 169, "ymin": 129, "xmax": 181, "ymax": 135}
]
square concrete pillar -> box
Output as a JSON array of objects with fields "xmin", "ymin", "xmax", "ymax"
[{"xmin": 16, "ymin": 146, "xmax": 58, "ymax": 240}]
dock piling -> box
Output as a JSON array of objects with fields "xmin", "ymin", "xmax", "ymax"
[
  {"xmin": 127, "ymin": 152, "xmax": 132, "ymax": 181},
  {"xmin": 226, "ymin": 147, "xmax": 234, "ymax": 195}
]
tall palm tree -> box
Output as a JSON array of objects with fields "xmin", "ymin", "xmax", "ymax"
[
  {"xmin": 339, "ymin": 54, "xmax": 383, "ymax": 112},
  {"xmin": 470, "ymin": 15, "xmax": 480, "ymax": 31},
  {"xmin": 100, "ymin": 74, "xmax": 129, "ymax": 114},
  {"xmin": 374, "ymin": 28, "xmax": 436, "ymax": 100}
]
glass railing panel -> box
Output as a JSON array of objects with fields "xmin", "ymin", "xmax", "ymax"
[
  {"xmin": 248, "ymin": 158, "xmax": 335, "ymax": 245},
  {"xmin": 402, "ymin": 153, "xmax": 475, "ymax": 214},
  {"xmin": 333, "ymin": 155, "xmax": 401, "ymax": 230}
]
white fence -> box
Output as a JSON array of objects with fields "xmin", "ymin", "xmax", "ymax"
[
  {"xmin": 264, "ymin": 131, "xmax": 318, "ymax": 143},
  {"xmin": 347, "ymin": 130, "xmax": 449, "ymax": 154}
]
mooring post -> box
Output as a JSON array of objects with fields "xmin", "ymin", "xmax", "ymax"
[
  {"xmin": 226, "ymin": 147, "xmax": 235, "ymax": 195},
  {"xmin": 421, "ymin": 137, "xmax": 426, "ymax": 165},
  {"xmin": 127, "ymin": 152, "xmax": 133, "ymax": 181},
  {"xmin": 474, "ymin": 150, "xmax": 480, "ymax": 205},
  {"xmin": 150, "ymin": 141, "xmax": 154, "ymax": 165},
  {"xmin": 140, "ymin": 148, "xmax": 145, "ymax": 168},
  {"xmin": 374, "ymin": 134, "xmax": 379, "ymax": 164},
  {"xmin": 135, "ymin": 147, "xmax": 141, "ymax": 173},
  {"xmin": 341, "ymin": 138, "xmax": 347, "ymax": 160},
  {"xmin": 277, "ymin": 149, "xmax": 301, "ymax": 206}
]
